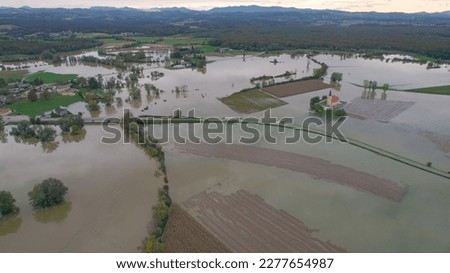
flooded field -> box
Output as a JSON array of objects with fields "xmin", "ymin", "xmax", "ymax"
[
  {"xmin": 2, "ymin": 50, "xmax": 450, "ymax": 253},
  {"xmin": 164, "ymin": 128, "xmax": 450, "ymax": 252},
  {"xmin": 0, "ymin": 126, "xmax": 163, "ymax": 252}
]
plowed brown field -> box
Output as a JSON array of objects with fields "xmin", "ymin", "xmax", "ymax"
[{"xmin": 182, "ymin": 190, "xmax": 346, "ymax": 253}]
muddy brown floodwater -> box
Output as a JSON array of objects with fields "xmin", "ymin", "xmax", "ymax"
[
  {"xmin": 0, "ymin": 126, "xmax": 163, "ymax": 253},
  {"xmin": 177, "ymin": 143, "xmax": 408, "ymax": 201}
]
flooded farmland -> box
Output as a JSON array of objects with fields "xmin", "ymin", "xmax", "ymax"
[
  {"xmin": 0, "ymin": 126, "xmax": 163, "ymax": 252},
  {"xmin": 164, "ymin": 126, "xmax": 450, "ymax": 252},
  {"xmin": 1, "ymin": 50, "xmax": 450, "ymax": 252}
]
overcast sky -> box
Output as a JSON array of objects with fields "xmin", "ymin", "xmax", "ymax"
[{"xmin": 0, "ymin": 0, "xmax": 449, "ymax": 13}]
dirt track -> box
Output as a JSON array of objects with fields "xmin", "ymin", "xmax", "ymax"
[
  {"xmin": 164, "ymin": 204, "xmax": 230, "ymax": 253},
  {"xmin": 182, "ymin": 190, "xmax": 346, "ymax": 253},
  {"xmin": 262, "ymin": 79, "xmax": 331, "ymax": 97},
  {"xmin": 177, "ymin": 143, "xmax": 408, "ymax": 201}
]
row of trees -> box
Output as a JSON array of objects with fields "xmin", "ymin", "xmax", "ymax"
[
  {"xmin": 10, "ymin": 121, "xmax": 57, "ymax": 142},
  {"xmin": 0, "ymin": 178, "xmax": 68, "ymax": 219},
  {"xmin": 0, "ymin": 116, "xmax": 5, "ymax": 135},
  {"xmin": 27, "ymin": 89, "xmax": 52, "ymax": 102},
  {"xmin": 0, "ymin": 38, "xmax": 102, "ymax": 57},
  {"xmin": 10, "ymin": 115, "xmax": 85, "ymax": 141},
  {"xmin": 212, "ymin": 24, "xmax": 450, "ymax": 60},
  {"xmin": 122, "ymin": 115, "xmax": 171, "ymax": 252},
  {"xmin": 143, "ymin": 187, "xmax": 171, "ymax": 253}
]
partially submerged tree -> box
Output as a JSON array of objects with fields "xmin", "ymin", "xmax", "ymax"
[
  {"xmin": 0, "ymin": 191, "xmax": 19, "ymax": 218},
  {"xmin": 309, "ymin": 96, "xmax": 321, "ymax": 111},
  {"xmin": 10, "ymin": 121, "xmax": 36, "ymax": 139},
  {"xmin": 0, "ymin": 116, "xmax": 5, "ymax": 134},
  {"xmin": 330, "ymin": 72, "xmax": 343, "ymax": 83},
  {"xmin": 59, "ymin": 115, "xmax": 84, "ymax": 134},
  {"xmin": 28, "ymin": 178, "xmax": 68, "ymax": 210},
  {"xmin": 35, "ymin": 126, "xmax": 57, "ymax": 142}
]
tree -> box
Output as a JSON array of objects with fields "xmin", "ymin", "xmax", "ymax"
[
  {"xmin": 59, "ymin": 115, "xmax": 84, "ymax": 134},
  {"xmin": 371, "ymin": 81, "xmax": 378, "ymax": 92},
  {"xmin": 10, "ymin": 121, "xmax": 36, "ymax": 138},
  {"xmin": 70, "ymin": 125, "xmax": 82, "ymax": 136},
  {"xmin": 28, "ymin": 90, "xmax": 38, "ymax": 102},
  {"xmin": 40, "ymin": 90, "xmax": 52, "ymax": 100},
  {"xmin": 87, "ymin": 100, "xmax": 100, "ymax": 111},
  {"xmin": 0, "ymin": 116, "xmax": 5, "ymax": 134},
  {"xmin": 28, "ymin": 178, "xmax": 68, "ymax": 209},
  {"xmin": 35, "ymin": 126, "xmax": 57, "ymax": 142},
  {"xmin": 309, "ymin": 96, "xmax": 321, "ymax": 110},
  {"xmin": 0, "ymin": 191, "xmax": 19, "ymax": 218},
  {"xmin": 77, "ymin": 77, "xmax": 87, "ymax": 87},
  {"xmin": 331, "ymin": 72, "xmax": 343, "ymax": 83},
  {"xmin": 334, "ymin": 109, "xmax": 347, "ymax": 117},
  {"xmin": 32, "ymin": 77, "xmax": 44, "ymax": 86},
  {"xmin": 87, "ymin": 77, "xmax": 100, "ymax": 89}
]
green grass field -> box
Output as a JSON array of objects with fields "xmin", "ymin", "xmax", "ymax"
[
  {"xmin": 203, "ymin": 45, "xmax": 219, "ymax": 53},
  {"xmin": 220, "ymin": 89, "xmax": 287, "ymax": 114},
  {"xmin": 25, "ymin": 72, "xmax": 78, "ymax": 84},
  {"xmin": 414, "ymin": 55, "xmax": 435, "ymax": 63},
  {"xmin": 9, "ymin": 93, "xmax": 83, "ymax": 117},
  {"xmin": 0, "ymin": 69, "xmax": 28, "ymax": 81},
  {"xmin": 75, "ymin": 32, "xmax": 111, "ymax": 38},
  {"xmin": 403, "ymin": 85, "xmax": 450, "ymax": 95},
  {"xmin": 132, "ymin": 35, "xmax": 207, "ymax": 46}
]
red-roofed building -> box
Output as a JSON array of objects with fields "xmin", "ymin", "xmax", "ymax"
[{"xmin": 327, "ymin": 95, "xmax": 341, "ymax": 107}]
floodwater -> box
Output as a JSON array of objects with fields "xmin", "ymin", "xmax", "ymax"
[
  {"xmin": 0, "ymin": 126, "xmax": 163, "ymax": 252},
  {"xmin": 164, "ymin": 125, "xmax": 450, "ymax": 252},
  {"xmin": 2, "ymin": 51, "xmax": 450, "ymax": 252}
]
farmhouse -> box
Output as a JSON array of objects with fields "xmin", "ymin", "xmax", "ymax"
[{"xmin": 52, "ymin": 106, "xmax": 71, "ymax": 117}]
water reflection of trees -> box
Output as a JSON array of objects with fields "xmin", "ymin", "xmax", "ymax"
[
  {"xmin": 14, "ymin": 136, "xmax": 39, "ymax": 146},
  {"xmin": 0, "ymin": 133, "xmax": 6, "ymax": 143},
  {"xmin": 196, "ymin": 66, "xmax": 207, "ymax": 74},
  {"xmin": 146, "ymin": 94, "xmax": 154, "ymax": 104},
  {"xmin": 12, "ymin": 129, "xmax": 87, "ymax": 152},
  {"xmin": 0, "ymin": 215, "xmax": 23, "ymax": 236},
  {"xmin": 105, "ymin": 105, "xmax": 117, "ymax": 116},
  {"xmin": 88, "ymin": 109, "xmax": 102, "ymax": 118},
  {"xmin": 332, "ymin": 82, "xmax": 341, "ymax": 92},
  {"xmin": 13, "ymin": 136, "xmax": 60, "ymax": 153},
  {"xmin": 41, "ymin": 141, "xmax": 60, "ymax": 153},
  {"xmin": 130, "ymin": 98, "xmax": 142, "ymax": 109},
  {"xmin": 361, "ymin": 90, "xmax": 378, "ymax": 100},
  {"xmin": 62, "ymin": 129, "xmax": 87, "ymax": 144},
  {"xmin": 33, "ymin": 202, "xmax": 72, "ymax": 224}
]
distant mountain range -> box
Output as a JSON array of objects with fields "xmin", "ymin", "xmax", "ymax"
[
  {"xmin": 1, "ymin": 5, "xmax": 449, "ymax": 59},
  {"xmin": 0, "ymin": 5, "xmax": 449, "ymax": 16},
  {"xmin": 0, "ymin": 5, "xmax": 449, "ymax": 35}
]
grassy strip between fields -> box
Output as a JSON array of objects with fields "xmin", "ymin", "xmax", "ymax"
[
  {"xmin": 403, "ymin": 85, "xmax": 450, "ymax": 96},
  {"xmin": 219, "ymin": 88, "xmax": 287, "ymax": 114},
  {"xmin": 25, "ymin": 72, "xmax": 78, "ymax": 84},
  {"xmin": 9, "ymin": 93, "xmax": 83, "ymax": 117},
  {"xmin": 351, "ymin": 82, "xmax": 450, "ymax": 96}
]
